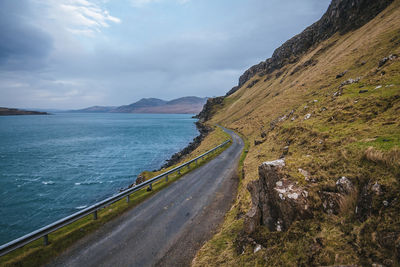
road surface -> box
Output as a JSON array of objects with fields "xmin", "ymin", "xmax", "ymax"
[{"xmin": 48, "ymin": 127, "xmax": 243, "ymax": 267}]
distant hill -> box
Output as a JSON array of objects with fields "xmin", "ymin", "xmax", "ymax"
[
  {"xmin": 74, "ymin": 97, "xmax": 208, "ymax": 114},
  {"xmin": 0, "ymin": 107, "xmax": 49, "ymax": 116},
  {"xmin": 71, "ymin": 106, "xmax": 117, "ymax": 113},
  {"xmin": 112, "ymin": 98, "xmax": 167, "ymax": 113}
]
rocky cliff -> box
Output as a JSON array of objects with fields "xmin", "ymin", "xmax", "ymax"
[{"xmin": 227, "ymin": 0, "xmax": 394, "ymax": 96}]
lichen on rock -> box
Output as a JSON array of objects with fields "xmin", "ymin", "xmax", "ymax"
[{"xmin": 244, "ymin": 159, "xmax": 312, "ymax": 234}]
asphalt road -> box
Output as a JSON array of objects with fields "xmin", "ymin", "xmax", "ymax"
[{"xmin": 48, "ymin": 127, "xmax": 243, "ymax": 267}]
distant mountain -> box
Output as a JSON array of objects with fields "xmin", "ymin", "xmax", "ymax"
[
  {"xmin": 112, "ymin": 98, "xmax": 167, "ymax": 113},
  {"xmin": 0, "ymin": 107, "xmax": 49, "ymax": 116},
  {"xmin": 74, "ymin": 97, "xmax": 208, "ymax": 114},
  {"xmin": 71, "ymin": 106, "xmax": 117, "ymax": 113}
]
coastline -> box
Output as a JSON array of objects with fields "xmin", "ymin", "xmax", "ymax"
[{"xmin": 132, "ymin": 121, "xmax": 212, "ymax": 186}]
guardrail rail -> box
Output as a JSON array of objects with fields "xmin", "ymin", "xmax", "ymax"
[{"xmin": 0, "ymin": 139, "xmax": 231, "ymax": 257}]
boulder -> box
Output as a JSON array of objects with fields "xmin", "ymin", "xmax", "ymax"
[
  {"xmin": 320, "ymin": 177, "xmax": 355, "ymax": 215},
  {"xmin": 135, "ymin": 174, "xmax": 146, "ymax": 185},
  {"xmin": 336, "ymin": 176, "xmax": 354, "ymax": 194},
  {"xmin": 244, "ymin": 159, "xmax": 312, "ymax": 234},
  {"xmin": 336, "ymin": 70, "xmax": 348, "ymax": 78}
]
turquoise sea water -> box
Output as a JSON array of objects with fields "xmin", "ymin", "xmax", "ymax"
[{"xmin": 0, "ymin": 113, "xmax": 198, "ymax": 244}]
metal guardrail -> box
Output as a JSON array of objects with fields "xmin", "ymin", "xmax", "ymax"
[{"xmin": 0, "ymin": 139, "xmax": 231, "ymax": 257}]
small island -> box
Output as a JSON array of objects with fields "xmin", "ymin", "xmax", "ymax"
[{"xmin": 0, "ymin": 107, "xmax": 50, "ymax": 116}]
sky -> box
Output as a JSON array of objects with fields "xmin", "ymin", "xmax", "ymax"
[{"xmin": 0, "ymin": 0, "xmax": 331, "ymax": 109}]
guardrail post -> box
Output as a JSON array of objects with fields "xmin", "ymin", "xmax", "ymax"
[
  {"xmin": 126, "ymin": 195, "xmax": 130, "ymax": 203},
  {"xmin": 43, "ymin": 235, "xmax": 49, "ymax": 246},
  {"xmin": 195, "ymin": 159, "xmax": 198, "ymax": 166},
  {"xmin": 93, "ymin": 210, "xmax": 98, "ymax": 220},
  {"xmin": 147, "ymin": 184, "xmax": 152, "ymax": 191},
  {"xmin": 166, "ymin": 175, "xmax": 168, "ymax": 182},
  {"xmin": 178, "ymin": 169, "xmax": 181, "ymax": 175}
]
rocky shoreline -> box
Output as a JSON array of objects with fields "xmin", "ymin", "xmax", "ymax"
[
  {"xmin": 125, "ymin": 121, "xmax": 212, "ymax": 189},
  {"xmin": 160, "ymin": 121, "xmax": 212, "ymax": 169}
]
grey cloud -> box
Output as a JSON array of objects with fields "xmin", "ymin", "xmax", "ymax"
[{"xmin": 0, "ymin": 0, "xmax": 53, "ymax": 70}]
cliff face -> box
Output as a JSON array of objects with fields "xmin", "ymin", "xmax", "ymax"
[{"xmin": 227, "ymin": 0, "xmax": 394, "ymax": 96}]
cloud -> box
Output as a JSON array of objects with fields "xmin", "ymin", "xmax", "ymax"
[
  {"xmin": 48, "ymin": 0, "xmax": 121, "ymax": 36},
  {"xmin": 0, "ymin": 0, "xmax": 53, "ymax": 69},
  {"xmin": 130, "ymin": 0, "xmax": 189, "ymax": 7}
]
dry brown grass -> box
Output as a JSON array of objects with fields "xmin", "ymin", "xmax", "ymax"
[{"xmin": 364, "ymin": 146, "xmax": 400, "ymax": 168}]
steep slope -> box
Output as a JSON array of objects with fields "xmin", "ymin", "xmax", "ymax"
[{"xmin": 194, "ymin": 0, "xmax": 400, "ymax": 266}]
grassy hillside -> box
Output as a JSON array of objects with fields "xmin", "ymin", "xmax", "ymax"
[{"xmin": 193, "ymin": 1, "xmax": 400, "ymax": 266}]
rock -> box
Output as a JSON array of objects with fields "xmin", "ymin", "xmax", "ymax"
[
  {"xmin": 298, "ymin": 168, "xmax": 310, "ymax": 181},
  {"xmin": 135, "ymin": 174, "xmax": 146, "ymax": 186},
  {"xmin": 375, "ymin": 85, "xmax": 382, "ymax": 89},
  {"xmin": 281, "ymin": 146, "xmax": 289, "ymax": 158},
  {"xmin": 263, "ymin": 159, "xmax": 285, "ymax": 168},
  {"xmin": 261, "ymin": 131, "xmax": 267, "ymax": 138},
  {"xmin": 356, "ymin": 181, "xmax": 387, "ymax": 222},
  {"xmin": 320, "ymin": 191, "xmax": 343, "ymax": 215},
  {"xmin": 336, "ymin": 70, "xmax": 348, "ymax": 78},
  {"xmin": 247, "ymin": 79, "xmax": 260, "ymax": 89},
  {"xmin": 359, "ymin": 89, "xmax": 369, "ymax": 93},
  {"xmin": 336, "ymin": 176, "xmax": 354, "ymax": 195},
  {"xmin": 320, "ymin": 177, "xmax": 354, "ymax": 215},
  {"xmin": 341, "ymin": 77, "xmax": 361, "ymax": 87},
  {"xmin": 371, "ymin": 182, "xmax": 382, "ymax": 195},
  {"xmin": 196, "ymin": 97, "xmax": 224, "ymax": 122},
  {"xmin": 304, "ymin": 113, "xmax": 312, "ymax": 120},
  {"xmin": 378, "ymin": 54, "xmax": 398, "ymax": 67},
  {"xmin": 226, "ymin": 86, "xmax": 239, "ymax": 96},
  {"xmin": 244, "ymin": 159, "xmax": 311, "ymax": 233},
  {"xmin": 254, "ymin": 139, "xmax": 264, "ymax": 146},
  {"xmin": 278, "ymin": 114, "xmax": 287, "ymax": 122},
  {"xmin": 254, "ymin": 244, "xmax": 262, "ymax": 253}
]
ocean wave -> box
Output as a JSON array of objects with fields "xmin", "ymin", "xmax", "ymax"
[
  {"xmin": 75, "ymin": 205, "xmax": 87, "ymax": 210},
  {"xmin": 74, "ymin": 181, "xmax": 103, "ymax": 186},
  {"xmin": 42, "ymin": 181, "xmax": 55, "ymax": 185}
]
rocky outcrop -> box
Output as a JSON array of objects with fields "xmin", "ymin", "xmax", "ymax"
[
  {"xmin": 319, "ymin": 176, "xmax": 355, "ymax": 215},
  {"xmin": 195, "ymin": 97, "xmax": 224, "ymax": 122},
  {"xmin": 244, "ymin": 159, "xmax": 311, "ymax": 234},
  {"xmin": 234, "ymin": 0, "xmax": 394, "ymax": 90}
]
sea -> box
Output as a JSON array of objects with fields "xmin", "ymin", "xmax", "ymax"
[{"xmin": 0, "ymin": 113, "xmax": 199, "ymax": 245}]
